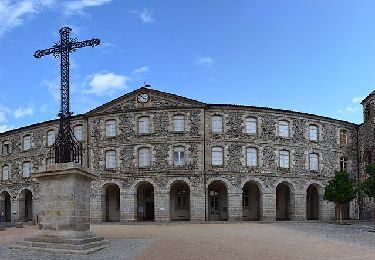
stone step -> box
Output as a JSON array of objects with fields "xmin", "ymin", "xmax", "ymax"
[{"xmin": 24, "ymin": 235, "xmax": 104, "ymax": 245}]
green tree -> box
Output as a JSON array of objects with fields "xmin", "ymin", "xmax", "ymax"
[
  {"xmin": 323, "ymin": 171, "xmax": 356, "ymax": 224},
  {"xmin": 360, "ymin": 163, "xmax": 375, "ymax": 230}
]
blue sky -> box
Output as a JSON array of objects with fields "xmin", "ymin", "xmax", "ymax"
[{"xmin": 0, "ymin": 0, "xmax": 375, "ymax": 132}]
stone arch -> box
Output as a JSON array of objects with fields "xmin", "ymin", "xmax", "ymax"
[
  {"xmin": 275, "ymin": 181, "xmax": 294, "ymax": 221},
  {"xmin": 102, "ymin": 183, "xmax": 120, "ymax": 222},
  {"xmin": 19, "ymin": 189, "xmax": 33, "ymax": 222},
  {"xmin": 0, "ymin": 191, "xmax": 11, "ymax": 222},
  {"xmin": 306, "ymin": 183, "xmax": 322, "ymax": 220},
  {"xmin": 242, "ymin": 180, "xmax": 262, "ymax": 221},
  {"xmin": 206, "ymin": 177, "xmax": 233, "ymax": 192},
  {"xmin": 136, "ymin": 181, "xmax": 155, "ymax": 221},
  {"xmin": 207, "ymin": 180, "xmax": 228, "ymax": 221},
  {"xmin": 170, "ymin": 180, "xmax": 191, "ymax": 221}
]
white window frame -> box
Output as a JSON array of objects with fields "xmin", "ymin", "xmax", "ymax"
[
  {"xmin": 278, "ymin": 121, "xmax": 289, "ymax": 137},
  {"xmin": 309, "ymin": 125, "xmax": 318, "ymax": 141},
  {"xmin": 212, "ymin": 147, "xmax": 224, "ymax": 166},
  {"xmin": 245, "ymin": 117, "xmax": 257, "ymax": 134},
  {"xmin": 73, "ymin": 125, "xmax": 83, "ymax": 141},
  {"xmin": 173, "ymin": 146, "xmax": 185, "ymax": 166},
  {"xmin": 105, "ymin": 150, "xmax": 117, "ymax": 169},
  {"xmin": 105, "ymin": 120, "xmax": 117, "ymax": 137},
  {"xmin": 2, "ymin": 165, "xmax": 9, "ymax": 181},
  {"xmin": 47, "ymin": 130, "xmax": 56, "ymax": 146},
  {"xmin": 279, "ymin": 150, "xmax": 290, "ymax": 169},
  {"xmin": 309, "ymin": 153, "xmax": 319, "ymax": 171},
  {"xmin": 22, "ymin": 162, "xmax": 31, "ymax": 178},
  {"xmin": 138, "ymin": 116, "xmax": 150, "ymax": 134},
  {"xmin": 246, "ymin": 147, "xmax": 258, "ymax": 167},
  {"xmin": 212, "ymin": 115, "xmax": 223, "ymax": 134},
  {"xmin": 139, "ymin": 147, "xmax": 151, "ymax": 167},
  {"xmin": 23, "ymin": 135, "xmax": 31, "ymax": 150},
  {"xmin": 340, "ymin": 157, "xmax": 348, "ymax": 171},
  {"xmin": 173, "ymin": 115, "xmax": 185, "ymax": 132}
]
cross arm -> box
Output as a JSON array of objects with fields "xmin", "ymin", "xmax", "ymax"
[
  {"xmin": 70, "ymin": 38, "xmax": 100, "ymax": 51},
  {"xmin": 34, "ymin": 46, "xmax": 61, "ymax": 59}
]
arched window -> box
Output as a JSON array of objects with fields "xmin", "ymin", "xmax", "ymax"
[
  {"xmin": 340, "ymin": 130, "xmax": 348, "ymax": 145},
  {"xmin": 279, "ymin": 150, "xmax": 290, "ymax": 168},
  {"xmin": 245, "ymin": 117, "xmax": 257, "ymax": 134},
  {"xmin": 173, "ymin": 115, "xmax": 185, "ymax": 132},
  {"xmin": 105, "ymin": 120, "xmax": 116, "ymax": 137},
  {"xmin": 138, "ymin": 116, "xmax": 150, "ymax": 134},
  {"xmin": 278, "ymin": 120, "xmax": 289, "ymax": 137},
  {"xmin": 212, "ymin": 147, "xmax": 224, "ymax": 166},
  {"xmin": 139, "ymin": 147, "xmax": 151, "ymax": 167},
  {"xmin": 23, "ymin": 135, "xmax": 31, "ymax": 150},
  {"xmin": 73, "ymin": 125, "xmax": 83, "ymax": 141},
  {"xmin": 105, "ymin": 150, "xmax": 116, "ymax": 169},
  {"xmin": 173, "ymin": 146, "xmax": 185, "ymax": 166},
  {"xmin": 309, "ymin": 125, "xmax": 318, "ymax": 141},
  {"xmin": 22, "ymin": 161, "xmax": 31, "ymax": 178},
  {"xmin": 309, "ymin": 153, "xmax": 319, "ymax": 171},
  {"xmin": 2, "ymin": 165, "xmax": 9, "ymax": 181},
  {"xmin": 47, "ymin": 130, "xmax": 56, "ymax": 146},
  {"xmin": 246, "ymin": 147, "xmax": 258, "ymax": 166},
  {"xmin": 212, "ymin": 115, "xmax": 223, "ymax": 134}
]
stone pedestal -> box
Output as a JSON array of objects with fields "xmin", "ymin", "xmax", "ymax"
[{"xmin": 10, "ymin": 163, "xmax": 110, "ymax": 255}]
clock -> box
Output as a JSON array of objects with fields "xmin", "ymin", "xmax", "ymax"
[{"xmin": 137, "ymin": 93, "xmax": 149, "ymax": 103}]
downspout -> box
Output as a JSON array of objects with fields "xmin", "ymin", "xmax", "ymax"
[
  {"xmin": 86, "ymin": 115, "xmax": 90, "ymax": 169},
  {"xmin": 203, "ymin": 107, "xmax": 207, "ymax": 222},
  {"xmin": 356, "ymin": 125, "xmax": 360, "ymax": 220}
]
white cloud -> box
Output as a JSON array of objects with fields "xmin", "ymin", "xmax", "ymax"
[
  {"xmin": 130, "ymin": 8, "xmax": 154, "ymax": 23},
  {"xmin": 63, "ymin": 0, "xmax": 113, "ymax": 15},
  {"xmin": 0, "ymin": 103, "xmax": 13, "ymax": 132},
  {"xmin": 196, "ymin": 57, "xmax": 214, "ymax": 67},
  {"xmin": 83, "ymin": 72, "xmax": 130, "ymax": 96},
  {"xmin": 42, "ymin": 77, "xmax": 60, "ymax": 101},
  {"xmin": 352, "ymin": 96, "xmax": 365, "ymax": 104},
  {"xmin": 132, "ymin": 66, "xmax": 150, "ymax": 74},
  {"xmin": 14, "ymin": 105, "xmax": 34, "ymax": 119}
]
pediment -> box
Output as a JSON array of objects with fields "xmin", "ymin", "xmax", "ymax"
[{"xmin": 87, "ymin": 87, "xmax": 206, "ymax": 115}]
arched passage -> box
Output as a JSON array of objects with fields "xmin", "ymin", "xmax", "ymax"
[
  {"xmin": 19, "ymin": 189, "xmax": 33, "ymax": 222},
  {"xmin": 306, "ymin": 184, "xmax": 320, "ymax": 220},
  {"xmin": 276, "ymin": 182, "xmax": 291, "ymax": 221},
  {"xmin": 0, "ymin": 191, "xmax": 11, "ymax": 222},
  {"xmin": 242, "ymin": 181, "xmax": 261, "ymax": 221},
  {"xmin": 208, "ymin": 180, "xmax": 228, "ymax": 221},
  {"xmin": 170, "ymin": 181, "xmax": 190, "ymax": 221},
  {"xmin": 137, "ymin": 182, "xmax": 154, "ymax": 221},
  {"xmin": 104, "ymin": 184, "xmax": 120, "ymax": 222}
]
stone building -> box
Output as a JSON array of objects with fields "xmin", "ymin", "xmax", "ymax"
[{"xmin": 1, "ymin": 87, "xmax": 372, "ymax": 223}]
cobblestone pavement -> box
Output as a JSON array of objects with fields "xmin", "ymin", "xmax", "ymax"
[{"xmin": 0, "ymin": 222, "xmax": 375, "ymax": 260}]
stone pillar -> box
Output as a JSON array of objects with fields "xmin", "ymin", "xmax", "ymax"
[
  {"xmin": 292, "ymin": 192, "xmax": 306, "ymax": 221},
  {"xmin": 228, "ymin": 192, "xmax": 242, "ymax": 221},
  {"xmin": 190, "ymin": 189, "xmax": 205, "ymax": 222},
  {"xmin": 155, "ymin": 190, "xmax": 169, "ymax": 222},
  {"xmin": 11, "ymin": 163, "xmax": 109, "ymax": 254},
  {"xmin": 321, "ymin": 201, "xmax": 335, "ymax": 221},
  {"xmin": 124, "ymin": 190, "xmax": 136, "ymax": 222},
  {"xmin": 262, "ymin": 192, "xmax": 276, "ymax": 222},
  {"xmin": 11, "ymin": 196, "xmax": 18, "ymax": 223},
  {"xmin": 90, "ymin": 189, "xmax": 102, "ymax": 223}
]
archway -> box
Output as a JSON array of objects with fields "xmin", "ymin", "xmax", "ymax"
[
  {"xmin": 242, "ymin": 181, "xmax": 261, "ymax": 221},
  {"xmin": 105, "ymin": 184, "xmax": 120, "ymax": 222},
  {"xmin": 208, "ymin": 180, "xmax": 228, "ymax": 221},
  {"xmin": 19, "ymin": 189, "xmax": 33, "ymax": 222},
  {"xmin": 276, "ymin": 182, "xmax": 291, "ymax": 221},
  {"xmin": 306, "ymin": 184, "xmax": 320, "ymax": 220},
  {"xmin": 0, "ymin": 191, "xmax": 11, "ymax": 222},
  {"xmin": 170, "ymin": 181, "xmax": 190, "ymax": 221},
  {"xmin": 137, "ymin": 182, "xmax": 154, "ymax": 221}
]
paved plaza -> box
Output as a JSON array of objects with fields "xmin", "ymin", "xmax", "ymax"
[{"xmin": 1, "ymin": 222, "xmax": 375, "ymax": 259}]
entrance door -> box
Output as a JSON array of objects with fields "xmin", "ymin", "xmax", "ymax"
[
  {"xmin": 209, "ymin": 190, "xmax": 220, "ymax": 221},
  {"xmin": 207, "ymin": 181, "xmax": 228, "ymax": 221},
  {"xmin": 145, "ymin": 202, "xmax": 154, "ymax": 221}
]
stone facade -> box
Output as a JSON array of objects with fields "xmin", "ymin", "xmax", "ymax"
[{"xmin": 0, "ymin": 87, "xmax": 371, "ymax": 223}]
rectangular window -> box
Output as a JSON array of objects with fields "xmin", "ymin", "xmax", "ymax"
[
  {"xmin": 212, "ymin": 147, "xmax": 223, "ymax": 166},
  {"xmin": 2, "ymin": 166, "xmax": 9, "ymax": 181},
  {"xmin": 105, "ymin": 120, "xmax": 116, "ymax": 137},
  {"xmin": 309, "ymin": 125, "xmax": 318, "ymax": 141},
  {"xmin": 340, "ymin": 130, "xmax": 348, "ymax": 145},
  {"xmin": 278, "ymin": 121, "xmax": 289, "ymax": 137},
  {"xmin": 309, "ymin": 153, "xmax": 319, "ymax": 171},
  {"xmin": 47, "ymin": 157, "xmax": 55, "ymax": 165},
  {"xmin": 74, "ymin": 125, "xmax": 83, "ymax": 141},
  {"xmin": 245, "ymin": 117, "xmax": 257, "ymax": 134},
  {"xmin": 139, "ymin": 148, "xmax": 151, "ymax": 167},
  {"xmin": 2, "ymin": 142, "xmax": 9, "ymax": 155},
  {"xmin": 247, "ymin": 148, "xmax": 258, "ymax": 166},
  {"xmin": 173, "ymin": 115, "xmax": 185, "ymax": 132},
  {"xmin": 138, "ymin": 117, "xmax": 150, "ymax": 134},
  {"xmin": 47, "ymin": 130, "xmax": 56, "ymax": 146},
  {"xmin": 23, "ymin": 135, "xmax": 31, "ymax": 150},
  {"xmin": 279, "ymin": 150, "xmax": 290, "ymax": 168},
  {"xmin": 212, "ymin": 116, "xmax": 223, "ymax": 134},
  {"xmin": 105, "ymin": 150, "xmax": 116, "ymax": 169},
  {"xmin": 340, "ymin": 157, "xmax": 348, "ymax": 171},
  {"xmin": 22, "ymin": 162, "xmax": 31, "ymax": 178},
  {"xmin": 173, "ymin": 147, "xmax": 185, "ymax": 166}
]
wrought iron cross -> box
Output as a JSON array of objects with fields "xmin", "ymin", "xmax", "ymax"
[{"xmin": 34, "ymin": 27, "xmax": 100, "ymax": 163}]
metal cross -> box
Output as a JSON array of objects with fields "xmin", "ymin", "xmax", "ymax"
[{"xmin": 34, "ymin": 27, "xmax": 100, "ymax": 164}]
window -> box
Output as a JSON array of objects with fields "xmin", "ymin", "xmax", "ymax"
[
  {"xmin": 47, "ymin": 157, "xmax": 55, "ymax": 165},
  {"xmin": 2, "ymin": 165, "xmax": 9, "ymax": 181},
  {"xmin": 105, "ymin": 150, "xmax": 116, "ymax": 169},
  {"xmin": 242, "ymin": 189, "xmax": 249, "ymax": 207},
  {"xmin": 23, "ymin": 135, "xmax": 31, "ymax": 150},
  {"xmin": 212, "ymin": 147, "xmax": 224, "ymax": 166},
  {"xmin": 105, "ymin": 120, "xmax": 116, "ymax": 137},
  {"xmin": 246, "ymin": 147, "xmax": 258, "ymax": 167},
  {"xmin": 47, "ymin": 130, "xmax": 56, "ymax": 146},
  {"xmin": 340, "ymin": 157, "xmax": 348, "ymax": 171},
  {"xmin": 340, "ymin": 130, "xmax": 348, "ymax": 145},
  {"xmin": 2, "ymin": 141, "xmax": 9, "ymax": 155},
  {"xmin": 212, "ymin": 115, "xmax": 223, "ymax": 134},
  {"xmin": 173, "ymin": 146, "xmax": 185, "ymax": 166},
  {"xmin": 309, "ymin": 153, "xmax": 319, "ymax": 171},
  {"xmin": 138, "ymin": 116, "xmax": 150, "ymax": 134},
  {"xmin": 278, "ymin": 121, "xmax": 289, "ymax": 137},
  {"xmin": 22, "ymin": 162, "xmax": 31, "ymax": 178},
  {"xmin": 173, "ymin": 115, "xmax": 185, "ymax": 132},
  {"xmin": 176, "ymin": 189, "xmax": 188, "ymax": 209},
  {"xmin": 279, "ymin": 150, "xmax": 290, "ymax": 169},
  {"xmin": 245, "ymin": 117, "xmax": 257, "ymax": 134},
  {"xmin": 309, "ymin": 125, "xmax": 318, "ymax": 141},
  {"xmin": 139, "ymin": 147, "xmax": 151, "ymax": 167},
  {"xmin": 73, "ymin": 125, "xmax": 83, "ymax": 141}
]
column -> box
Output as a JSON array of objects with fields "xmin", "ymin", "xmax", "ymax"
[{"xmin": 262, "ymin": 192, "xmax": 276, "ymax": 222}]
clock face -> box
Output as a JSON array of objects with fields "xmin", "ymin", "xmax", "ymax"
[{"xmin": 137, "ymin": 93, "xmax": 149, "ymax": 103}]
